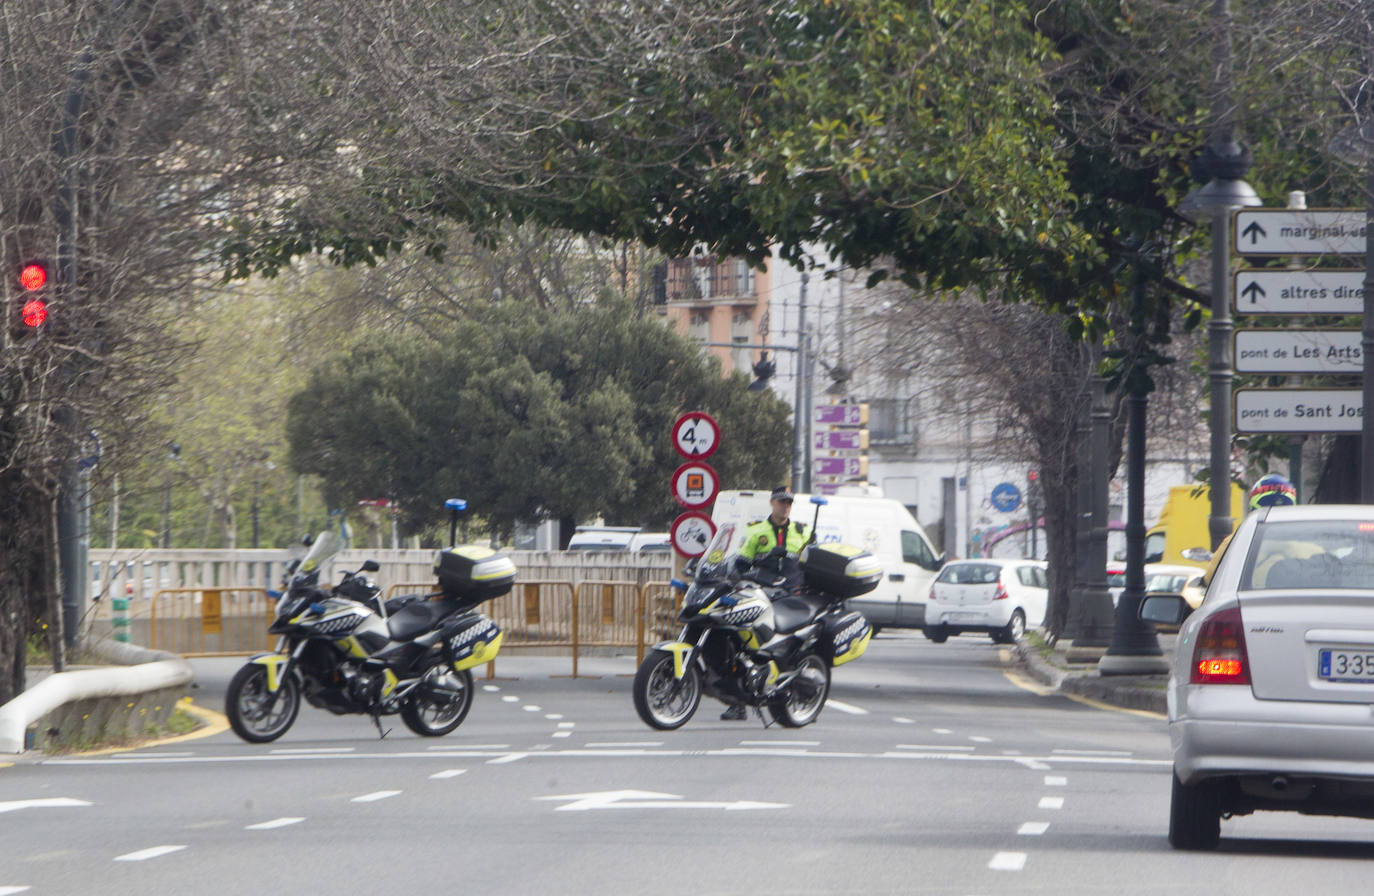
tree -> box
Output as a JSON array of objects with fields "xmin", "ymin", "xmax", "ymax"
[{"xmin": 285, "ymin": 296, "xmax": 792, "ymax": 537}]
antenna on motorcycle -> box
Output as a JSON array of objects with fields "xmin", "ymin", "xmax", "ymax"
[
  {"xmin": 445, "ymin": 498, "xmax": 467, "ymax": 547},
  {"xmin": 808, "ymin": 494, "xmax": 827, "ymax": 546}
]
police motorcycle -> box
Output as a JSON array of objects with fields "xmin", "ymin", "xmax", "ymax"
[
  {"xmin": 226, "ymin": 499, "xmax": 515, "ymax": 743},
  {"xmin": 632, "ymin": 498, "xmax": 880, "ymax": 729}
]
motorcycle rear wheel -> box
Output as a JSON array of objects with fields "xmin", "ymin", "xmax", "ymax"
[
  {"xmin": 400, "ymin": 664, "xmax": 474, "ymax": 736},
  {"xmin": 768, "ymin": 653, "xmax": 830, "ymax": 728},
  {"xmin": 226, "ymin": 663, "xmax": 301, "ymax": 743},
  {"xmin": 633, "ymin": 648, "xmax": 701, "ymax": 730}
]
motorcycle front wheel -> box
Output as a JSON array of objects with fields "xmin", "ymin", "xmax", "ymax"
[
  {"xmin": 226, "ymin": 662, "xmax": 301, "ymax": 743},
  {"xmin": 769, "ymin": 653, "xmax": 831, "ymax": 728},
  {"xmin": 401, "ymin": 663, "xmax": 474, "ymax": 736},
  {"xmin": 632, "ymin": 648, "xmax": 701, "ymax": 730}
]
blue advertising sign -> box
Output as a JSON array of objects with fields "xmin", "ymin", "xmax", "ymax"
[{"xmin": 990, "ymin": 482, "xmax": 1022, "ymax": 513}]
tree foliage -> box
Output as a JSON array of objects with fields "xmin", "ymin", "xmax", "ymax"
[{"xmin": 286, "ymin": 297, "xmax": 792, "ymax": 536}]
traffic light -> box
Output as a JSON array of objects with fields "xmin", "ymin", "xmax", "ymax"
[{"xmin": 14, "ymin": 259, "xmax": 49, "ymax": 338}]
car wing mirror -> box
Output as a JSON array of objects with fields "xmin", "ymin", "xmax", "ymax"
[{"xmin": 1139, "ymin": 593, "xmax": 1190, "ymax": 627}]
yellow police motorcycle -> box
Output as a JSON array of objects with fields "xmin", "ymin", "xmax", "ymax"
[
  {"xmin": 226, "ymin": 499, "xmax": 514, "ymax": 742},
  {"xmin": 632, "ymin": 514, "xmax": 879, "ymax": 729}
]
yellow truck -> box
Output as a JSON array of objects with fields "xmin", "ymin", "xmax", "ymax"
[{"xmin": 1144, "ymin": 483, "xmax": 1244, "ymax": 569}]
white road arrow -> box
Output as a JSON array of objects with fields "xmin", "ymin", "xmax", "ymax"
[
  {"xmin": 0, "ymin": 797, "xmax": 92, "ymax": 814},
  {"xmin": 537, "ymin": 789, "xmax": 789, "ymax": 811}
]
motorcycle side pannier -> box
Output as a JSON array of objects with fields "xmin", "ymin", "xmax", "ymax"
[
  {"xmin": 434, "ymin": 546, "xmax": 517, "ymax": 602},
  {"xmin": 819, "ymin": 609, "xmax": 873, "ymax": 666},
  {"xmin": 799, "ymin": 543, "xmax": 882, "ymax": 598}
]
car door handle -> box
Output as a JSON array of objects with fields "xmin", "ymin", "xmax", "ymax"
[{"xmin": 889, "ymin": 574, "xmax": 905, "ymax": 582}]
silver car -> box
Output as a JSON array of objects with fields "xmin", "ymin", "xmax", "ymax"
[{"xmin": 1141, "ymin": 504, "xmax": 1374, "ymax": 850}]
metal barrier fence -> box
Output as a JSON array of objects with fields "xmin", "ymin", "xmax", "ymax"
[
  {"xmin": 132, "ymin": 581, "xmax": 682, "ymax": 674},
  {"xmin": 144, "ymin": 588, "xmax": 277, "ymax": 657}
]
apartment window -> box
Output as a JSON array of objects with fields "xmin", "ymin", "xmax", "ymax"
[{"xmin": 869, "ymin": 397, "xmax": 915, "ymax": 444}]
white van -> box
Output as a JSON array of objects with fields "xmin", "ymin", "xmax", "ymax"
[
  {"xmin": 710, "ymin": 489, "xmax": 945, "ymax": 630},
  {"xmin": 566, "ymin": 526, "xmax": 670, "ymax": 553}
]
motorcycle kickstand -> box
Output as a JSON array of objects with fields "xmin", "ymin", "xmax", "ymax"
[{"xmin": 370, "ymin": 713, "xmax": 391, "ymax": 739}]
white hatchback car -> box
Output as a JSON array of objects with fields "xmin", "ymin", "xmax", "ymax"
[
  {"xmin": 923, "ymin": 559, "xmax": 1047, "ymax": 644},
  {"xmin": 1142, "ymin": 504, "xmax": 1374, "ymax": 850}
]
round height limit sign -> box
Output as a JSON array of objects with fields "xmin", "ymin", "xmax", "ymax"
[{"xmin": 671, "ymin": 411, "xmax": 721, "ymax": 558}]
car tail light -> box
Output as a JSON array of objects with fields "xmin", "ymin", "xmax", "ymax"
[
  {"xmin": 992, "ymin": 579, "xmax": 1009, "ymax": 601},
  {"xmin": 1190, "ymin": 606, "xmax": 1251, "ymax": 685}
]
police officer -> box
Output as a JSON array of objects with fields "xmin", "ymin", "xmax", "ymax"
[
  {"xmin": 721, "ymin": 486, "xmax": 812, "ymax": 720},
  {"xmin": 736, "ymin": 486, "xmax": 812, "ymax": 587}
]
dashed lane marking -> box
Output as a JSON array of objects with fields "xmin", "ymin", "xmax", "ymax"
[
  {"xmin": 245, "ymin": 817, "xmax": 304, "ymax": 830},
  {"xmin": 824, "ymin": 699, "xmax": 868, "ymax": 715},
  {"xmin": 1038, "ymin": 796, "xmax": 1064, "ymax": 810},
  {"xmin": 988, "ymin": 851, "xmax": 1027, "ymax": 871},
  {"xmin": 1018, "ymin": 822, "xmax": 1050, "ymax": 836},
  {"xmin": 351, "ymin": 790, "xmax": 401, "ymax": 803},
  {"xmin": 0, "ymin": 886, "xmax": 31, "ymax": 895},
  {"xmin": 114, "ymin": 845, "xmax": 186, "ymax": 862},
  {"xmin": 430, "ymin": 769, "xmax": 467, "ymax": 779}
]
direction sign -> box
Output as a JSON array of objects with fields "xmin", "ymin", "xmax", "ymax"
[
  {"xmin": 990, "ymin": 482, "xmax": 1022, "ymax": 513},
  {"xmin": 1234, "ymin": 388, "xmax": 1363, "ymax": 433},
  {"xmin": 814, "ymin": 429, "xmax": 869, "ymax": 451},
  {"xmin": 813, "ymin": 455, "xmax": 868, "ymax": 478},
  {"xmin": 670, "ymin": 461, "xmax": 719, "ymax": 509},
  {"xmin": 1233, "ymin": 209, "xmax": 1367, "ymax": 255},
  {"xmin": 670, "ymin": 511, "xmax": 716, "ymax": 558},
  {"xmin": 672, "ymin": 411, "xmax": 720, "ymax": 459},
  {"xmin": 1232, "ymin": 269, "xmax": 1365, "ymax": 315},
  {"xmin": 814, "ymin": 404, "xmax": 868, "ymax": 426},
  {"xmin": 1235, "ymin": 329, "xmax": 1363, "ymax": 374}
]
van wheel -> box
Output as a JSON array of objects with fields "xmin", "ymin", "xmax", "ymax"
[{"xmin": 922, "ymin": 626, "xmax": 948, "ymax": 644}]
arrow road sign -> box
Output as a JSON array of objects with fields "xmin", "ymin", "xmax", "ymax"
[
  {"xmin": 537, "ymin": 790, "xmax": 790, "ymax": 811},
  {"xmin": 1233, "ymin": 209, "xmax": 1367, "ymax": 255},
  {"xmin": 1232, "ymin": 269, "xmax": 1365, "ymax": 315},
  {"xmin": 1235, "ymin": 329, "xmax": 1363, "ymax": 374}
]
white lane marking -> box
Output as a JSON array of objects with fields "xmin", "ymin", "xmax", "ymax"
[
  {"xmin": 1038, "ymin": 796, "xmax": 1065, "ymax": 810},
  {"xmin": 351, "ymin": 790, "xmax": 401, "ymax": 803},
  {"xmin": 115, "ymin": 845, "xmax": 186, "ymax": 862},
  {"xmin": 0, "ymin": 798, "xmax": 92, "ymax": 814},
  {"xmin": 895, "ymin": 744, "xmax": 975, "ymax": 752},
  {"xmin": 969, "ymin": 735, "xmax": 992, "ymax": 743},
  {"xmin": 482, "ymin": 685, "xmax": 500, "ymax": 692},
  {"xmin": 557, "ymin": 722, "xmax": 575, "ymax": 729},
  {"xmin": 113, "ymin": 751, "xmax": 194, "ymax": 758},
  {"xmin": 501, "ymin": 695, "xmax": 519, "ymax": 703},
  {"xmin": 426, "ymin": 744, "xmax": 508, "ymax": 750},
  {"xmin": 488, "ymin": 753, "xmax": 528, "ymax": 764},
  {"xmin": 989, "ymin": 851, "xmax": 1027, "ymax": 871},
  {"xmin": 0, "ymin": 887, "xmax": 32, "ymax": 895},
  {"xmin": 523, "ymin": 705, "xmax": 542, "ymax": 712},
  {"xmin": 245, "ymin": 817, "xmax": 305, "ymax": 830},
  {"xmin": 893, "ymin": 717, "xmax": 915, "ymax": 724},
  {"xmin": 933, "ymin": 728, "xmax": 953, "ymax": 734},
  {"xmin": 545, "ymin": 713, "xmax": 564, "ymax": 720},
  {"xmin": 1045, "ymin": 775, "xmax": 1067, "ymax": 786},
  {"xmin": 1018, "ymin": 821, "xmax": 1050, "ymax": 836},
  {"xmin": 588, "ymin": 742, "xmax": 664, "ymax": 748},
  {"xmin": 271, "ymin": 747, "xmax": 355, "ymax": 754},
  {"xmin": 430, "ymin": 769, "xmax": 467, "ymax": 779},
  {"xmin": 552, "ymin": 732, "xmax": 572, "ymax": 738},
  {"xmin": 538, "ymin": 790, "xmax": 789, "ymax": 811},
  {"xmin": 739, "ymin": 740, "xmax": 819, "ymax": 747},
  {"xmin": 44, "ymin": 750, "xmax": 1171, "ymax": 769},
  {"xmin": 824, "ymin": 699, "xmax": 868, "ymax": 715},
  {"xmin": 1052, "ymin": 748, "xmax": 1131, "ymax": 757},
  {"xmin": 1015, "ymin": 757, "xmax": 1051, "ymax": 770}
]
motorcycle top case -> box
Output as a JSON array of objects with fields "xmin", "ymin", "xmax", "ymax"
[
  {"xmin": 433, "ymin": 545, "xmax": 517, "ymax": 602},
  {"xmin": 798, "ymin": 542, "xmax": 882, "ymax": 598},
  {"xmin": 819, "ymin": 609, "xmax": 872, "ymax": 666}
]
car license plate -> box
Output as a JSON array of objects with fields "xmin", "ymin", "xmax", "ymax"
[{"xmin": 1317, "ymin": 648, "xmax": 1374, "ymax": 683}]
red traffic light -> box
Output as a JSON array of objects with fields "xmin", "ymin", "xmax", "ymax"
[
  {"xmin": 21, "ymin": 299, "xmax": 47, "ymax": 328},
  {"xmin": 19, "ymin": 262, "xmax": 48, "ymax": 291}
]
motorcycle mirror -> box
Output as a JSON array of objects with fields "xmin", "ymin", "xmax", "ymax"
[{"xmin": 361, "ymin": 559, "xmax": 380, "ymax": 573}]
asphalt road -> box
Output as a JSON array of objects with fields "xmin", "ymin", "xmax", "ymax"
[{"xmin": 5, "ymin": 631, "xmax": 1374, "ymax": 895}]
